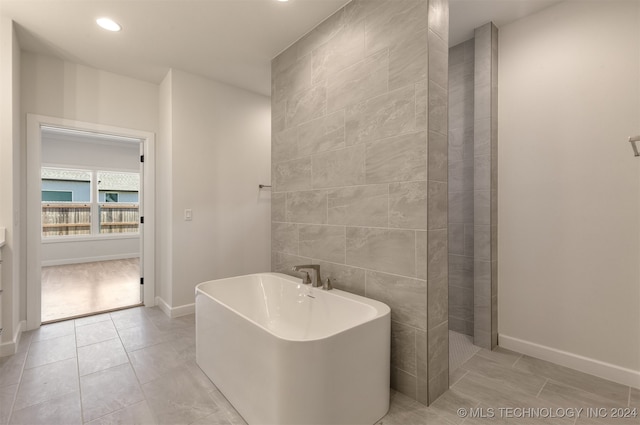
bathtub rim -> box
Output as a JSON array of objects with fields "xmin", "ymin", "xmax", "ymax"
[{"xmin": 195, "ymin": 272, "xmax": 390, "ymax": 343}]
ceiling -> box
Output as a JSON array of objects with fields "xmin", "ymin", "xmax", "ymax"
[
  {"xmin": 449, "ymin": 0, "xmax": 562, "ymax": 46},
  {"xmin": 1, "ymin": 0, "xmax": 563, "ymax": 96}
]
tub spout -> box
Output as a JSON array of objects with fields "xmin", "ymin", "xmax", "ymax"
[{"xmin": 292, "ymin": 265, "xmax": 322, "ymax": 288}]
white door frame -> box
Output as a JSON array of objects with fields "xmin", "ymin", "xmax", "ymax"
[{"xmin": 26, "ymin": 114, "xmax": 156, "ymax": 330}]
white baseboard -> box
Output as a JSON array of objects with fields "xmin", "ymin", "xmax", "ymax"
[
  {"xmin": 499, "ymin": 334, "xmax": 640, "ymax": 389},
  {"xmin": 42, "ymin": 253, "xmax": 139, "ymax": 267},
  {"xmin": 155, "ymin": 296, "xmax": 195, "ymax": 319},
  {"xmin": 0, "ymin": 320, "xmax": 26, "ymax": 357}
]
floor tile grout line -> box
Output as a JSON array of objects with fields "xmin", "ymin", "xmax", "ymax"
[
  {"xmin": 510, "ymin": 353, "xmax": 523, "ymax": 368},
  {"xmin": 74, "ymin": 320, "xmax": 87, "ymax": 424},
  {"xmin": 6, "ymin": 352, "xmax": 26, "ymax": 422},
  {"xmin": 535, "ymin": 378, "xmax": 549, "ymax": 398}
]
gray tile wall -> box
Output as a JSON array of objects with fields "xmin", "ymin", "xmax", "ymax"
[
  {"xmin": 448, "ymin": 39, "xmax": 475, "ymax": 337},
  {"xmin": 271, "ymin": 0, "xmax": 449, "ymax": 405},
  {"xmin": 473, "ymin": 22, "xmax": 498, "ymax": 350},
  {"xmin": 426, "ymin": 0, "xmax": 449, "ymax": 404}
]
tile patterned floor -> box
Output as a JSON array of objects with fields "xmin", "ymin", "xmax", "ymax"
[
  {"xmin": 0, "ymin": 306, "xmax": 638, "ymax": 424},
  {"xmin": 41, "ymin": 259, "xmax": 141, "ymax": 322}
]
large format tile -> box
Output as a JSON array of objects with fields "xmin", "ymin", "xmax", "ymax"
[
  {"xmin": 285, "ymin": 84, "xmax": 327, "ymax": 128},
  {"xmin": 78, "ymin": 338, "xmax": 129, "ymax": 377},
  {"xmin": 428, "ymin": 388, "xmax": 479, "ymax": 425},
  {"xmin": 297, "ymin": 110, "xmax": 345, "ymax": 157},
  {"xmin": 0, "ymin": 351, "xmax": 27, "ymax": 387},
  {"xmin": 9, "ymin": 391, "xmax": 82, "ymax": 425},
  {"xmin": 311, "ymin": 144, "xmax": 366, "ymax": 188},
  {"xmin": 31, "ymin": 320, "xmax": 74, "ymax": 342},
  {"xmin": 631, "ymin": 387, "xmax": 640, "ymax": 407},
  {"xmin": 81, "ymin": 363, "xmax": 145, "ymax": 423},
  {"xmin": 474, "ymin": 347, "xmax": 522, "ymax": 367},
  {"xmin": 272, "ymin": 54, "xmax": 311, "ymax": 103},
  {"xmin": 76, "ymin": 319, "xmax": 118, "ymax": 347},
  {"xmin": 365, "ymin": 0, "xmax": 427, "ymax": 55},
  {"xmin": 143, "ymin": 366, "xmax": 221, "ymax": 425},
  {"xmin": 13, "ymin": 358, "xmax": 79, "ymax": 411},
  {"xmin": 86, "ymin": 400, "xmax": 158, "ymax": 425},
  {"xmin": 390, "ymin": 366, "xmax": 417, "ymax": 401},
  {"xmin": 428, "ymin": 321, "xmax": 448, "ymax": 378},
  {"xmin": 365, "ymin": 131, "xmax": 426, "ymax": 184},
  {"xmin": 74, "ymin": 313, "xmax": 112, "ymax": 328},
  {"xmin": 208, "ymin": 389, "xmax": 248, "ymax": 425},
  {"xmin": 271, "ymin": 222, "xmax": 298, "ymax": 255},
  {"xmin": 346, "ymin": 86, "xmax": 417, "ymax": 146},
  {"xmin": 428, "ymin": 130, "xmax": 448, "ymax": 182},
  {"xmin": 311, "ymin": 16, "xmax": 365, "ymax": 84},
  {"xmin": 0, "ymin": 384, "xmax": 18, "ymax": 425},
  {"xmin": 366, "ymin": 270, "xmax": 426, "ymax": 330},
  {"xmin": 271, "ymin": 192, "xmax": 286, "ymax": 223},
  {"xmin": 539, "ymin": 380, "xmax": 627, "ymax": 409},
  {"xmin": 389, "ymin": 181, "xmax": 427, "ymax": 230},
  {"xmin": 117, "ymin": 323, "xmax": 170, "ymax": 353},
  {"xmin": 388, "ymin": 30, "xmax": 427, "ymax": 91},
  {"xmin": 271, "ymin": 252, "xmax": 312, "ymax": 278},
  {"xmin": 314, "ymin": 260, "xmax": 365, "ymax": 296},
  {"xmin": 449, "ymin": 254, "xmax": 473, "ymax": 289},
  {"xmin": 416, "ymin": 231, "xmax": 427, "ymax": 280},
  {"xmin": 327, "ymin": 184, "xmax": 388, "ymax": 227},
  {"xmin": 463, "ymin": 354, "xmax": 547, "ymax": 395},
  {"xmin": 129, "ymin": 341, "xmax": 187, "ymax": 384},
  {"xmin": 298, "ymin": 224, "xmax": 346, "ymax": 264},
  {"xmin": 272, "ymin": 127, "xmax": 298, "ymax": 163},
  {"xmin": 327, "ymin": 48, "xmax": 388, "ymax": 112},
  {"xmin": 285, "ymin": 190, "xmax": 328, "ymax": 224},
  {"xmin": 391, "ymin": 321, "xmax": 417, "ymax": 375},
  {"xmin": 448, "ymin": 284, "xmax": 473, "ymax": 322},
  {"xmin": 514, "ymin": 355, "xmax": 630, "ymax": 405},
  {"xmin": 452, "ymin": 371, "xmax": 572, "ymax": 422},
  {"xmin": 428, "ymin": 180, "xmax": 447, "ymax": 230},
  {"xmin": 448, "ymin": 190, "xmax": 473, "ymax": 224},
  {"xmin": 346, "ymin": 227, "xmax": 416, "ymax": 276},
  {"xmin": 110, "ymin": 308, "xmax": 152, "ymax": 331},
  {"xmin": 273, "ymin": 158, "xmax": 312, "ymax": 192},
  {"xmin": 295, "ymin": 5, "xmax": 347, "ymax": 58}
]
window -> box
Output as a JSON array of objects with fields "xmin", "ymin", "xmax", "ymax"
[
  {"xmin": 98, "ymin": 171, "xmax": 140, "ymax": 234},
  {"xmin": 41, "ymin": 167, "xmax": 140, "ymax": 237},
  {"xmin": 41, "ymin": 168, "xmax": 92, "ymax": 237},
  {"xmin": 42, "ymin": 190, "xmax": 72, "ymax": 202}
]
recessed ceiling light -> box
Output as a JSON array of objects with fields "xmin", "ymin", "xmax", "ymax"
[
  {"xmin": 96, "ymin": 18, "xmax": 121, "ymax": 32},
  {"xmin": 277, "ymin": 0, "xmax": 288, "ymax": 2}
]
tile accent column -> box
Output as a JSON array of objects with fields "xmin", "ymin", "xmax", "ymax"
[
  {"xmin": 271, "ymin": 0, "xmax": 449, "ymax": 405},
  {"xmin": 426, "ymin": 0, "xmax": 449, "ymax": 404},
  {"xmin": 473, "ymin": 22, "xmax": 498, "ymax": 350}
]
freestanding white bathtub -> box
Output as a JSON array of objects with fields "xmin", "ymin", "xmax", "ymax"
[{"xmin": 195, "ymin": 272, "xmax": 390, "ymax": 425}]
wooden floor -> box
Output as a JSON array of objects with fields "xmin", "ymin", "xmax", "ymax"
[{"xmin": 41, "ymin": 258, "xmax": 141, "ymax": 322}]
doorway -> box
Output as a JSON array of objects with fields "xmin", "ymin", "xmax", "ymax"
[{"xmin": 27, "ymin": 115, "xmax": 155, "ymax": 329}]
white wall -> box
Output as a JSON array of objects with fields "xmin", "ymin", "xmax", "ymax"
[
  {"xmin": 161, "ymin": 69, "xmax": 271, "ymax": 309},
  {"xmin": 158, "ymin": 71, "xmax": 173, "ymax": 306},
  {"xmin": 21, "ymin": 52, "xmax": 159, "ymax": 132},
  {"xmin": 42, "ymin": 135, "xmax": 140, "ymax": 171},
  {"xmin": 499, "ymin": 0, "xmax": 640, "ymax": 383},
  {"xmin": 20, "ymin": 52, "xmax": 159, "ymax": 323},
  {"xmin": 41, "ymin": 238, "xmax": 139, "ymax": 266},
  {"xmin": 0, "ymin": 18, "xmax": 21, "ymax": 351}
]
